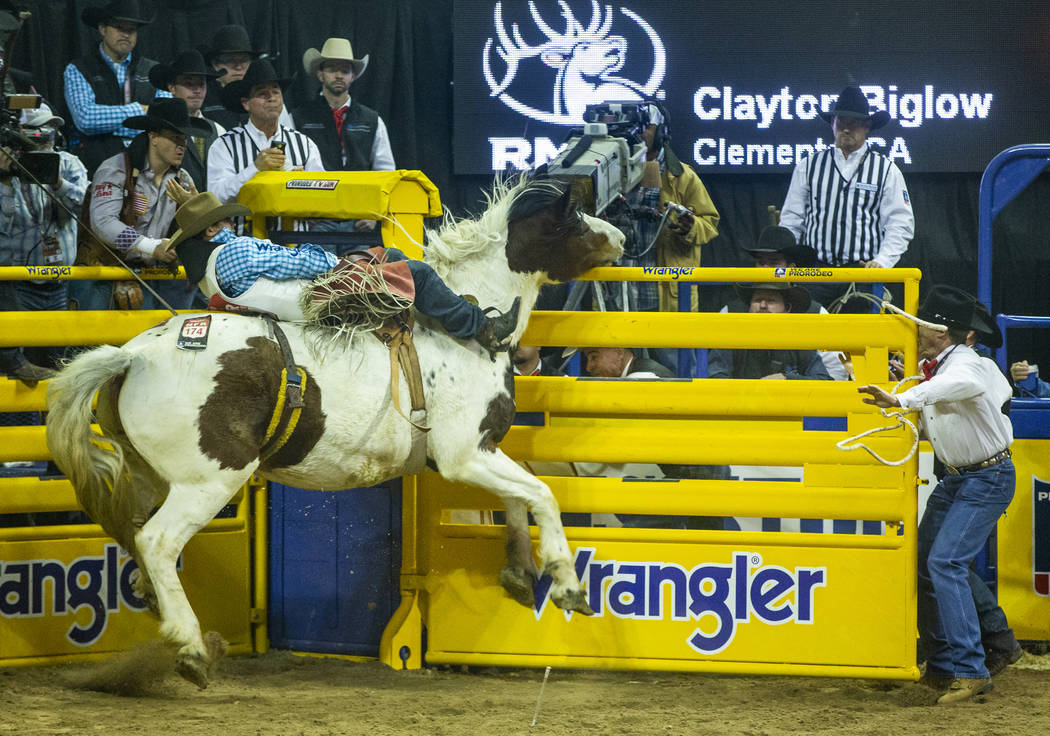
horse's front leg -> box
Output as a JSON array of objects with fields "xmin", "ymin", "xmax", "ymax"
[
  {"xmin": 444, "ymin": 450, "xmax": 593, "ymax": 615},
  {"xmin": 499, "ymin": 498, "xmax": 541, "ymax": 607}
]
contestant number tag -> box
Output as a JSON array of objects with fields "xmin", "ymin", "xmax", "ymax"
[{"xmin": 177, "ymin": 315, "xmax": 211, "ymax": 351}]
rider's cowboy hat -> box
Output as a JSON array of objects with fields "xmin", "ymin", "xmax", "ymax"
[
  {"xmin": 81, "ymin": 0, "xmax": 152, "ymax": 28},
  {"xmin": 733, "ymin": 282, "xmax": 812, "ymax": 313},
  {"xmin": 203, "ymin": 24, "xmax": 266, "ymax": 65},
  {"xmin": 169, "ymin": 193, "xmax": 251, "ymax": 283},
  {"xmin": 122, "ymin": 98, "xmax": 212, "ymax": 138},
  {"xmin": 221, "ymin": 60, "xmax": 293, "ymax": 113},
  {"xmin": 744, "ymin": 226, "xmax": 817, "ymax": 267},
  {"xmin": 818, "ymin": 86, "xmax": 890, "ymax": 130},
  {"xmin": 917, "ymin": 285, "xmax": 1003, "ymax": 348},
  {"xmin": 303, "ymin": 37, "xmax": 368, "ymax": 78},
  {"xmin": 169, "ymin": 192, "xmax": 251, "ymax": 250},
  {"xmin": 148, "ymin": 50, "xmax": 222, "ymax": 90}
]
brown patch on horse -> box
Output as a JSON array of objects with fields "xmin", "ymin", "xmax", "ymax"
[
  {"xmin": 478, "ymin": 364, "xmax": 516, "ymax": 451},
  {"xmin": 504, "ymin": 184, "xmax": 618, "ymax": 281},
  {"xmin": 198, "ymin": 336, "xmax": 326, "ymax": 471}
]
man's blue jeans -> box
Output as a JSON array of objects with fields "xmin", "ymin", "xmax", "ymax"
[
  {"xmin": 918, "ymin": 459, "xmax": 1015, "ymax": 679},
  {"xmin": 384, "ymin": 248, "xmax": 484, "ymax": 339}
]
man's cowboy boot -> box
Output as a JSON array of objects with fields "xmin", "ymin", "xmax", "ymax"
[
  {"xmin": 474, "ymin": 297, "xmax": 521, "ymax": 353},
  {"xmin": 936, "ymin": 677, "xmax": 993, "ymax": 705}
]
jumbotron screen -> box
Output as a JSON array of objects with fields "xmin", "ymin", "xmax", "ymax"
[{"xmin": 452, "ymin": 0, "xmax": 1050, "ymax": 174}]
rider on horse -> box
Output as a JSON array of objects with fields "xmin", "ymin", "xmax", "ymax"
[{"xmin": 165, "ymin": 191, "xmax": 520, "ymax": 350}]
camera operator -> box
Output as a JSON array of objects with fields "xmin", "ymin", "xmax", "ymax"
[
  {"xmin": 615, "ymin": 102, "xmax": 719, "ymax": 373},
  {"xmin": 0, "ymin": 104, "xmax": 88, "ymax": 384}
]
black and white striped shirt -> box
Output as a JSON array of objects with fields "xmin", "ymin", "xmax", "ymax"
[
  {"xmin": 207, "ymin": 119, "xmax": 325, "ymax": 204},
  {"xmin": 780, "ymin": 143, "xmax": 913, "ymax": 267}
]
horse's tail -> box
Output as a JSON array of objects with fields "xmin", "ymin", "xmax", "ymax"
[{"xmin": 46, "ymin": 345, "xmax": 133, "ymax": 547}]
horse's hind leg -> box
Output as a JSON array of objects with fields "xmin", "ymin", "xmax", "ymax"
[
  {"xmin": 500, "ymin": 499, "xmax": 541, "ymax": 607},
  {"xmin": 134, "ymin": 478, "xmax": 245, "ymax": 688},
  {"xmin": 445, "ymin": 451, "xmax": 592, "ymax": 615}
]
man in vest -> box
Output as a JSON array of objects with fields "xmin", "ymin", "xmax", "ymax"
[
  {"xmin": 200, "ymin": 25, "xmax": 295, "ymax": 133},
  {"xmin": 149, "ymin": 50, "xmax": 224, "ymax": 190},
  {"xmin": 63, "ymin": 0, "xmax": 169, "ymax": 177},
  {"xmin": 779, "ymin": 86, "xmax": 914, "ymax": 311},
  {"xmin": 207, "ymin": 60, "xmax": 323, "ymax": 206},
  {"xmin": 293, "ymin": 37, "xmax": 394, "ymax": 238}
]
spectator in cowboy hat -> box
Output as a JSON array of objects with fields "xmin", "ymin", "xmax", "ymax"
[
  {"xmin": 293, "ymin": 37, "xmax": 394, "ymax": 175},
  {"xmin": 206, "ymin": 60, "xmax": 324, "ymax": 205},
  {"xmin": 293, "ymin": 37, "xmax": 395, "ymax": 241},
  {"xmin": 149, "ymin": 50, "xmax": 225, "ymax": 189},
  {"xmin": 744, "ymin": 225, "xmax": 816, "ymax": 268},
  {"xmin": 200, "ymin": 24, "xmax": 294, "ymax": 131},
  {"xmin": 63, "ymin": 0, "xmax": 170, "ymax": 177},
  {"xmin": 779, "ymin": 85, "xmax": 914, "ymax": 312},
  {"xmin": 721, "ymin": 226, "xmax": 850, "ymax": 379},
  {"xmin": 707, "ymin": 283, "xmax": 832, "ymax": 380},
  {"xmin": 75, "ymin": 98, "xmax": 209, "ymax": 312},
  {"xmin": 858, "ymin": 284, "xmax": 1016, "ymax": 703}
]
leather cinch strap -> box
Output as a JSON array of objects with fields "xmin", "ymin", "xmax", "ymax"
[{"xmin": 377, "ymin": 315, "xmax": 429, "ymax": 432}]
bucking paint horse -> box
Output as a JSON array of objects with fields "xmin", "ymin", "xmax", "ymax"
[{"xmin": 45, "ymin": 178, "xmax": 624, "ymax": 688}]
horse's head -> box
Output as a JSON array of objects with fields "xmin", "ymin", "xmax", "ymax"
[{"xmin": 504, "ymin": 180, "xmax": 624, "ymax": 283}]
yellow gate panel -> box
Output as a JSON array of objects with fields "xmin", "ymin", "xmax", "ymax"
[
  {"xmin": 423, "ymin": 536, "xmax": 914, "ymax": 679},
  {"xmin": 996, "ymin": 438, "xmax": 1050, "ymax": 641},
  {"xmin": 0, "ymin": 531, "xmax": 252, "ymax": 665}
]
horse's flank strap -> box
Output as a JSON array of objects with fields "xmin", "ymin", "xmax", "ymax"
[
  {"xmin": 376, "ymin": 315, "xmax": 429, "ymax": 432},
  {"xmin": 259, "ymin": 319, "xmax": 308, "ymax": 463}
]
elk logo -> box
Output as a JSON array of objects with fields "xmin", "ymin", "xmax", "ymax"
[{"xmin": 483, "ymin": 0, "xmax": 666, "ymax": 125}]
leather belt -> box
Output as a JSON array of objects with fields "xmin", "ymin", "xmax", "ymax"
[{"xmin": 945, "ymin": 448, "xmax": 1012, "ymax": 475}]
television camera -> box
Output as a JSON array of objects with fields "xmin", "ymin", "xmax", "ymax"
[
  {"xmin": 0, "ymin": 7, "xmax": 59, "ymax": 186},
  {"xmin": 545, "ymin": 101, "xmax": 652, "ymax": 216}
]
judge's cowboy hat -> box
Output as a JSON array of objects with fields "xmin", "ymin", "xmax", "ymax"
[
  {"xmin": 733, "ymin": 282, "xmax": 812, "ymax": 313},
  {"xmin": 148, "ymin": 50, "xmax": 222, "ymax": 90},
  {"xmin": 303, "ymin": 37, "xmax": 369, "ymax": 78},
  {"xmin": 744, "ymin": 225, "xmax": 817, "ymax": 267},
  {"xmin": 203, "ymin": 24, "xmax": 267, "ymax": 65},
  {"xmin": 917, "ymin": 285, "xmax": 1003, "ymax": 348},
  {"xmin": 221, "ymin": 60, "xmax": 293, "ymax": 114},
  {"xmin": 818, "ymin": 86, "xmax": 890, "ymax": 130},
  {"xmin": 81, "ymin": 0, "xmax": 153, "ymax": 28},
  {"xmin": 122, "ymin": 97, "xmax": 212, "ymax": 138}
]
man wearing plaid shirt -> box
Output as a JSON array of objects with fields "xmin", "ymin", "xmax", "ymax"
[
  {"xmin": 63, "ymin": 0, "xmax": 170, "ymax": 177},
  {"xmin": 0, "ymin": 106, "xmax": 88, "ymax": 383}
]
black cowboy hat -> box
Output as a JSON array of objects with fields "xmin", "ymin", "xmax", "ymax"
[
  {"xmin": 203, "ymin": 24, "xmax": 266, "ymax": 65},
  {"xmin": 122, "ymin": 97, "xmax": 212, "ymax": 138},
  {"xmin": 917, "ymin": 284, "xmax": 1003, "ymax": 347},
  {"xmin": 972, "ymin": 299, "xmax": 1003, "ymax": 349},
  {"xmin": 149, "ymin": 50, "xmax": 222, "ymax": 90},
  {"xmin": 733, "ymin": 282, "xmax": 812, "ymax": 313},
  {"xmin": 221, "ymin": 60, "xmax": 292, "ymax": 114},
  {"xmin": 81, "ymin": 0, "xmax": 153, "ymax": 28},
  {"xmin": 818, "ymin": 86, "xmax": 890, "ymax": 130},
  {"xmin": 745, "ymin": 225, "xmax": 817, "ymax": 267}
]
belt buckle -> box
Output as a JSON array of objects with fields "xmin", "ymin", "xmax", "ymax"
[{"xmin": 946, "ymin": 464, "xmax": 960, "ymax": 476}]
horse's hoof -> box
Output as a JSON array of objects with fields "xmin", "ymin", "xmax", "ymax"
[
  {"xmin": 174, "ymin": 632, "xmax": 228, "ymax": 690},
  {"xmin": 552, "ymin": 587, "xmax": 594, "ymax": 616},
  {"xmin": 175, "ymin": 650, "xmax": 210, "ymax": 689},
  {"xmin": 500, "ymin": 565, "xmax": 537, "ymax": 608}
]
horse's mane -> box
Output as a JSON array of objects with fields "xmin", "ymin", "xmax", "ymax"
[{"xmin": 423, "ymin": 176, "xmax": 567, "ymax": 275}]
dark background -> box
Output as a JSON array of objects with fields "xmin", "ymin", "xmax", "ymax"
[{"xmin": 8, "ymin": 0, "xmax": 1050, "ymax": 367}]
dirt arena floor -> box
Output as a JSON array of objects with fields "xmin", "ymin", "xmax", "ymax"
[{"xmin": 2, "ymin": 647, "xmax": 1049, "ymax": 736}]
